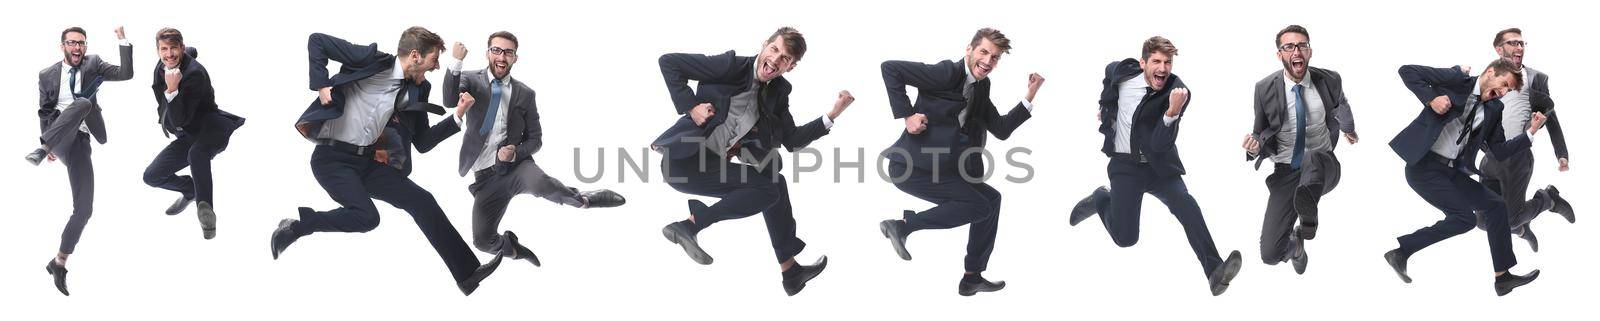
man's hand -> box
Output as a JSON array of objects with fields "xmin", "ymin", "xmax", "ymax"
[
  {"xmin": 452, "ymin": 42, "xmax": 467, "ymax": 61},
  {"xmin": 690, "ymin": 103, "xmax": 714, "ymax": 126},
  {"xmin": 114, "ymin": 26, "xmax": 125, "ymax": 40},
  {"xmin": 456, "ymin": 92, "xmax": 475, "ymax": 119},
  {"xmin": 47, "ymin": 153, "xmax": 57, "ymax": 163},
  {"xmin": 164, "ymin": 68, "xmax": 182, "ymax": 94},
  {"xmin": 1345, "ymin": 132, "xmax": 1359, "ymax": 144},
  {"xmin": 1559, "ymin": 158, "xmax": 1570, "ymax": 172},
  {"xmin": 1025, "ymin": 73, "xmax": 1045, "ymax": 102},
  {"xmin": 828, "ymin": 90, "xmax": 854, "ymax": 120},
  {"xmin": 1242, "ymin": 134, "xmax": 1260, "ymax": 155},
  {"xmin": 1530, "ymin": 112, "xmax": 1547, "ymax": 135},
  {"xmin": 497, "ymin": 145, "xmax": 516, "ymax": 162},
  {"xmin": 318, "ymin": 87, "xmax": 334, "ymax": 106},
  {"xmin": 904, "ymin": 113, "xmax": 928, "ymax": 134},
  {"xmin": 1429, "ymin": 95, "xmax": 1452, "ymax": 115},
  {"xmin": 1165, "ymin": 88, "xmax": 1189, "ymax": 117}
]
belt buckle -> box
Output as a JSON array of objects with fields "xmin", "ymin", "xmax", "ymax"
[{"xmin": 355, "ymin": 145, "xmax": 370, "ymax": 156}]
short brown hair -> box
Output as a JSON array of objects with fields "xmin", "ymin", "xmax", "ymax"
[
  {"xmin": 61, "ymin": 27, "xmax": 85, "ymax": 42},
  {"xmin": 487, "ymin": 31, "xmax": 518, "ymax": 49},
  {"xmin": 968, "ymin": 28, "xmax": 1012, "ymax": 53},
  {"xmin": 1494, "ymin": 27, "xmax": 1522, "ymax": 47},
  {"xmin": 156, "ymin": 28, "xmax": 184, "ymax": 46},
  {"xmin": 1141, "ymin": 36, "xmax": 1178, "ymax": 60},
  {"xmin": 765, "ymin": 27, "xmax": 807, "ymax": 62},
  {"xmin": 1487, "ymin": 57, "xmax": 1524, "ymax": 89},
  {"xmin": 397, "ymin": 26, "xmax": 444, "ymax": 57},
  {"xmin": 1275, "ymin": 25, "xmax": 1309, "ymax": 47}
]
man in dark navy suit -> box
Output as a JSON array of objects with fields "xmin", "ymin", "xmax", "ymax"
[
  {"xmin": 1066, "ymin": 36, "xmax": 1244, "ymax": 296},
  {"xmin": 652, "ymin": 27, "xmax": 854, "ymax": 296},
  {"xmin": 143, "ymin": 28, "xmax": 247, "ymax": 240},
  {"xmin": 1383, "ymin": 58, "xmax": 1542, "ymax": 296},
  {"xmin": 874, "ymin": 28, "xmax": 1043, "ymax": 296},
  {"xmin": 270, "ymin": 27, "xmax": 506, "ymax": 296}
]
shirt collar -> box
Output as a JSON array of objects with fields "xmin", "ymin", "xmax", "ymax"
[
  {"xmin": 962, "ymin": 58, "xmax": 977, "ymax": 86},
  {"xmin": 1283, "ymin": 69, "xmax": 1313, "ymax": 90},
  {"xmin": 391, "ymin": 59, "xmax": 407, "ymax": 81}
]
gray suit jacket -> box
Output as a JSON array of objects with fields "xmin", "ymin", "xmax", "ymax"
[
  {"xmin": 37, "ymin": 44, "xmax": 134, "ymax": 144},
  {"xmin": 1246, "ymin": 67, "xmax": 1355, "ymax": 171},
  {"xmin": 440, "ymin": 68, "xmax": 541, "ymax": 177}
]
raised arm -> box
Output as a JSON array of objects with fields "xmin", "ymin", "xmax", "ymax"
[
  {"xmin": 880, "ymin": 60, "xmax": 955, "ymax": 119},
  {"xmin": 659, "ymin": 51, "xmax": 739, "ymax": 114}
]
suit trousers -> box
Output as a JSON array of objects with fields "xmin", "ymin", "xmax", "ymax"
[
  {"xmin": 889, "ymin": 161, "xmax": 1002, "ymax": 273},
  {"xmin": 1396, "ymin": 158, "xmax": 1517, "ymax": 272},
  {"xmin": 1089, "ymin": 156, "xmax": 1224, "ymax": 278},
  {"xmin": 55, "ymin": 133, "xmax": 95, "ymax": 254},
  {"xmin": 1259, "ymin": 151, "xmax": 1342, "ymax": 264},
  {"xmin": 466, "ymin": 160, "xmax": 584, "ymax": 254},
  {"xmin": 1476, "ymin": 152, "xmax": 1548, "ymax": 231},
  {"xmin": 143, "ymin": 113, "xmax": 237, "ymax": 204},
  {"xmin": 662, "ymin": 153, "xmax": 805, "ymax": 264}
]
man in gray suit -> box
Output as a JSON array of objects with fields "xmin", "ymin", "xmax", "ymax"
[
  {"xmin": 27, "ymin": 26, "xmax": 133, "ymax": 296},
  {"xmin": 1241, "ymin": 25, "xmax": 1358, "ymax": 275},
  {"xmin": 437, "ymin": 31, "xmax": 626, "ymax": 266},
  {"xmin": 1472, "ymin": 28, "xmax": 1576, "ymax": 251}
]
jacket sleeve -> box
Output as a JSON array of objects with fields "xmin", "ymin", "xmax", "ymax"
[
  {"xmin": 1398, "ymin": 65, "xmax": 1469, "ymax": 114},
  {"xmin": 512, "ymin": 91, "xmax": 543, "ymax": 161},
  {"xmin": 773, "ymin": 91, "xmax": 830, "ymax": 152},
  {"xmin": 1528, "ymin": 74, "xmax": 1567, "ymax": 159},
  {"xmin": 979, "ymin": 95, "xmax": 1032, "ymax": 140},
  {"xmin": 95, "ymin": 44, "xmax": 135, "ymax": 82},
  {"xmin": 881, "ymin": 60, "xmax": 954, "ymax": 119},
  {"xmin": 659, "ymin": 51, "xmax": 737, "ymax": 114},
  {"xmin": 307, "ymin": 33, "xmax": 383, "ymax": 91},
  {"xmin": 1146, "ymin": 82, "xmax": 1190, "ymax": 153},
  {"xmin": 1248, "ymin": 82, "xmax": 1273, "ymax": 162}
]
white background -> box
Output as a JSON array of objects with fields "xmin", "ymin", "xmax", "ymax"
[{"xmin": 2, "ymin": 0, "xmax": 1593, "ymax": 319}]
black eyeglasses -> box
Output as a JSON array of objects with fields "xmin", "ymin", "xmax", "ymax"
[
  {"xmin": 489, "ymin": 46, "xmax": 517, "ymax": 57},
  {"xmin": 62, "ymin": 40, "xmax": 87, "ymax": 47},
  {"xmin": 1278, "ymin": 42, "xmax": 1311, "ymax": 53},
  {"xmin": 1503, "ymin": 40, "xmax": 1527, "ymax": 47}
]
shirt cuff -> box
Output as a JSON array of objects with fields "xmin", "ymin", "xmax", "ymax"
[
  {"xmin": 164, "ymin": 90, "xmax": 179, "ymax": 101},
  {"xmin": 1526, "ymin": 130, "xmax": 1538, "ymax": 142},
  {"xmin": 820, "ymin": 116, "xmax": 833, "ymax": 129},
  {"xmin": 1020, "ymin": 99, "xmax": 1034, "ymax": 113},
  {"xmin": 448, "ymin": 58, "xmax": 464, "ymax": 72},
  {"xmin": 1162, "ymin": 115, "xmax": 1180, "ymax": 126},
  {"xmin": 119, "ymin": 39, "xmax": 130, "ymax": 46}
]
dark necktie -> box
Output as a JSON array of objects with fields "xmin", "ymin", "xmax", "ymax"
[
  {"xmin": 68, "ymin": 67, "xmax": 80, "ymax": 98},
  {"xmin": 1290, "ymin": 84, "xmax": 1307, "ymax": 170},
  {"xmin": 1455, "ymin": 96, "xmax": 1481, "ymax": 145},
  {"xmin": 481, "ymin": 79, "xmax": 501, "ymax": 136}
]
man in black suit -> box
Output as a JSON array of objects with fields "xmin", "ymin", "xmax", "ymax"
[
  {"xmin": 653, "ymin": 27, "xmax": 853, "ymax": 296},
  {"xmin": 1383, "ymin": 58, "xmax": 1542, "ymax": 296},
  {"xmin": 29, "ymin": 26, "xmax": 133, "ymax": 296},
  {"xmin": 270, "ymin": 27, "xmax": 506, "ymax": 295},
  {"xmin": 1241, "ymin": 25, "xmax": 1359, "ymax": 275},
  {"xmin": 1067, "ymin": 36, "xmax": 1244, "ymax": 296},
  {"xmin": 1471, "ymin": 28, "xmax": 1575, "ymax": 251},
  {"xmin": 435, "ymin": 31, "xmax": 626, "ymax": 266},
  {"xmin": 875, "ymin": 28, "xmax": 1043, "ymax": 296},
  {"xmin": 143, "ymin": 28, "xmax": 247, "ymax": 240}
]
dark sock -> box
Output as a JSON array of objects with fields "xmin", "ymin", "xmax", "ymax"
[
  {"xmin": 962, "ymin": 273, "xmax": 984, "ymax": 283},
  {"xmin": 1497, "ymin": 273, "xmax": 1515, "ymax": 282},
  {"xmin": 679, "ymin": 219, "xmax": 703, "ymax": 234}
]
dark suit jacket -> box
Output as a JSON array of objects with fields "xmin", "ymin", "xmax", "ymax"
[
  {"xmin": 1387, "ymin": 65, "xmax": 1530, "ymax": 176},
  {"xmin": 1245, "ymin": 67, "xmax": 1356, "ymax": 170},
  {"xmin": 439, "ymin": 68, "xmax": 541, "ymax": 177},
  {"xmin": 879, "ymin": 59, "xmax": 1031, "ymax": 175},
  {"xmin": 38, "ymin": 43, "xmax": 134, "ymax": 144},
  {"xmin": 149, "ymin": 47, "xmax": 245, "ymax": 138},
  {"xmin": 1096, "ymin": 58, "xmax": 1190, "ymax": 178},
  {"xmin": 293, "ymin": 33, "xmax": 397, "ymax": 141},
  {"xmin": 1521, "ymin": 67, "xmax": 1567, "ymax": 160},
  {"xmin": 651, "ymin": 50, "xmax": 830, "ymax": 173}
]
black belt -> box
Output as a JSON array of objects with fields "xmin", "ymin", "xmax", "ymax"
[
  {"xmin": 317, "ymin": 139, "xmax": 377, "ymax": 157},
  {"xmin": 473, "ymin": 166, "xmax": 497, "ymax": 181},
  {"xmin": 1423, "ymin": 152, "xmax": 1458, "ymax": 168},
  {"xmin": 1111, "ymin": 152, "xmax": 1149, "ymax": 164}
]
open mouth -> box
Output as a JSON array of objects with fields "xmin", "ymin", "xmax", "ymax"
[
  {"xmin": 760, "ymin": 59, "xmax": 778, "ymax": 79},
  {"xmin": 1290, "ymin": 58, "xmax": 1306, "ymax": 74},
  {"xmin": 975, "ymin": 62, "xmax": 993, "ymax": 77}
]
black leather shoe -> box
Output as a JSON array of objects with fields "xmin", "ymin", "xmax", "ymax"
[
  {"xmin": 781, "ymin": 256, "xmax": 828, "ymax": 296},
  {"xmin": 1384, "ymin": 249, "xmax": 1412, "ymax": 283},
  {"xmin": 1069, "ymin": 187, "xmax": 1107, "ymax": 226},
  {"xmin": 1289, "ymin": 233, "xmax": 1309, "ymax": 275},
  {"xmin": 166, "ymin": 195, "xmax": 195, "ymax": 215},
  {"xmin": 458, "ymin": 255, "xmax": 505, "ymax": 296},
  {"xmin": 271, "ymin": 218, "xmax": 303, "ymax": 260},
  {"xmin": 1517, "ymin": 225, "xmax": 1539, "ymax": 253},
  {"xmin": 45, "ymin": 259, "xmax": 69, "ymax": 296},
  {"xmin": 1494, "ymin": 269, "xmax": 1540, "ymax": 296},
  {"xmin": 581, "ymin": 189, "xmax": 626, "ymax": 208},
  {"xmin": 958, "ymin": 273, "xmax": 1007, "ymax": 296},
  {"xmin": 24, "ymin": 148, "xmax": 47, "ymax": 166},
  {"xmin": 1546, "ymin": 186, "xmax": 1575, "ymax": 224},
  {"xmin": 1208, "ymin": 250, "xmax": 1243, "ymax": 296},
  {"xmin": 1294, "ymin": 186, "xmax": 1320, "ymax": 240},
  {"xmin": 197, "ymin": 201, "xmax": 217, "ymax": 240},
  {"xmin": 662, "ymin": 221, "xmax": 712, "ymax": 265},
  {"xmin": 879, "ymin": 218, "xmax": 912, "ymax": 260},
  {"xmin": 498, "ymin": 231, "xmax": 541, "ymax": 267}
]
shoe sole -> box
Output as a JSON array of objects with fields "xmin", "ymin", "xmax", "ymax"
[
  {"xmin": 1211, "ymin": 253, "xmax": 1243, "ymax": 296},
  {"xmin": 663, "ymin": 225, "xmax": 712, "ymax": 265},
  {"xmin": 199, "ymin": 210, "xmax": 217, "ymax": 240},
  {"xmin": 1385, "ymin": 251, "xmax": 1412, "ymax": 283},
  {"xmin": 879, "ymin": 222, "xmax": 911, "ymax": 260},
  {"xmin": 958, "ymin": 282, "xmax": 1006, "ymax": 296}
]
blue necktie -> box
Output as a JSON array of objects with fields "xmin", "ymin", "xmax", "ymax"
[
  {"xmin": 480, "ymin": 79, "xmax": 501, "ymax": 136},
  {"xmin": 68, "ymin": 67, "xmax": 80, "ymax": 98},
  {"xmin": 1290, "ymin": 84, "xmax": 1307, "ymax": 171}
]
